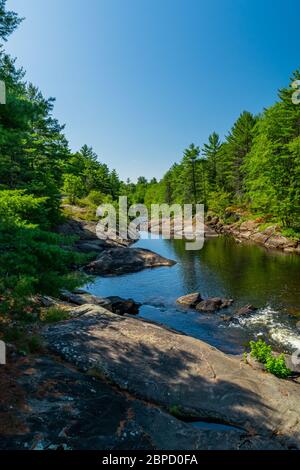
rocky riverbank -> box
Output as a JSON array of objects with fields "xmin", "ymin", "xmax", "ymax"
[
  {"xmin": 206, "ymin": 215, "xmax": 300, "ymax": 255},
  {"xmin": 1, "ymin": 215, "xmax": 300, "ymax": 451},
  {"xmin": 57, "ymin": 218, "xmax": 177, "ymax": 276},
  {"xmin": 2, "ymin": 301, "xmax": 300, "ymax": 450}
]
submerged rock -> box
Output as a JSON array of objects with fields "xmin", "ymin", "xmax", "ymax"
[{"xmin": 85, "ymin": 247, "xmax": 176, "ymax": 276}]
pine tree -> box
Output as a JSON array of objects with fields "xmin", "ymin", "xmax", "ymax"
[
  {"xmin": 222, "ymin": 111, "xmax": 257, "ymax": 199},
  {"xmin": 202, "ymin": 132, "xmax": 222, "ymax": 192}
]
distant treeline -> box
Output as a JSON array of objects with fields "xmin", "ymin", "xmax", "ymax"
[{"xmin": 126, "ymin": 80, "xmax": 300, "ymax": 236}]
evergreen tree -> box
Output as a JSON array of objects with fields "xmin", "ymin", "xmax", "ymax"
[
  {"xmin": 202, "ymin": 132, "xmax": 222, "ymax": 191},
  {"xmin": 222, "ymin": 111, "xmax": 257, "ymax": 199}
]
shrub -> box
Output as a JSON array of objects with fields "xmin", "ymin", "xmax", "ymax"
[
  {"xmin": 265, "ymin": 354, "xmax": 291, "ymax": 379},
  {"xmin": 40, "ymin": 306, "xmax": 70, "ymax": 323},
  {"xmin": 249, "ymin": 339, "xmax": 291, "ymax": 379},
  {"xmin": 0, "ymin": 190, "xmax": 89, "ymax": 316},
  {"xmin": 249, "ymin": 339, "xmax": 272, "ymax": 363},
  {"xmin": 168, "ymin": 405, "xmax": 184, "ymax": 418},
  {"xmin": 3, "ymin": 326, "xmax": 43, "ymax": 355}
]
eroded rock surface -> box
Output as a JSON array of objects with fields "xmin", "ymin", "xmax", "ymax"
[
  {"xmin": 43, "ymin": 306, "xmax": 300, "ymax": 449},
  {"xmin": 3, "ymin": 355, "xmax": 262, "ymax": 450},
  {"xmin": 85, "ymin": 248, "xmax": 176, "ymax": 275}
]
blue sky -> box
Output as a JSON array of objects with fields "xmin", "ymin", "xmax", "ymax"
[{"xmin": 5, "ymin": 0, "xmax": 300, "ymax": 181}]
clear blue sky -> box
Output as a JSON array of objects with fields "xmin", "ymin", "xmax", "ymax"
[{"xmin": 5, "ymin": 0, "xmax": 300, "ymax": 181}]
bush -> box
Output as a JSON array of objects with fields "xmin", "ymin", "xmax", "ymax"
[
  {"xmin": 265, "ymin": 354, "xmax": 291, "ymax": 379},
  {"xmin": 40, "ymin": 306, "xmax": 70, "ymax": 323},
  {"xmin": 62, "ymin": 174, "xmax": 85, "ymax": 205},
  {"xmin": 249, "ymin": 339, "xmax": 272, "ymax": 363},
  {"xmin": 3, "ymin": 326, "xmax": 43, "ymax": 355},
  {"xmin": 281, "ymin": 227, "xmax": 300, "ymax": 241},
  {"xmin": 0, "ymin": 190, "xmax": 89, "ymax": 315},
  {"xmin": 249, "ymin": 339, "xmax": 291, "ymax": 379}
]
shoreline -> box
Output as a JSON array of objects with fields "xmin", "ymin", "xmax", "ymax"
[
  {"xmin": 1, "ymin": 214, "xmax": 300, "ymax": 450},
  {"xmin": 206, "ymin": 215, "xmax": 300, "ymax": 255}
]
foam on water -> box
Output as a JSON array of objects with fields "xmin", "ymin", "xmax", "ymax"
[{"xmin": 230, "ymin": 306, "xmax": 300, "ymax": 352}]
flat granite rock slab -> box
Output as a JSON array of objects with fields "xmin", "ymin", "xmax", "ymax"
[
  {"xmin": 0, "ymin": 355, "xmax": 281, "ymax": 450},
  {"xmin": 43, "ymin": 305, "xmax": 300, "ymax": 450}
]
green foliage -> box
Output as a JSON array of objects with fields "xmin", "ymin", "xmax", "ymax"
[
  {"xmin": 206, "ymin": 190, "xmax": 231, "ymax": 216},
  {"xmin": 249, "ymin": 340, "xmax": 291, "ymax": 379},
  {"xmin": 126, "ymin": 72, "xmax": 300, "ymax": 236},
  {"xmin": 0, "ymin": 0, "xmax": 22, "ymax": 41},
  {"xmin": 3, "ymin": 326, "xmax": 43, "ymax": 355},
  {"xmin": 40, "ymin": 306, "xmax": 70, "ymax": 323},
  {"xmin": 249, "ymin": 339, "xmax": 272, "ymax": 363},
  {"xmin": 265, "ymin": 353, "xmax": 291, "ymax": 379},
  {"xmin": 0, "ymin": 1, "xmax": 122, "ymax": 320},
  {"xmin": 0, "ymin": 191, "xmax": 89, "ymax": 315},
  {"xmin": 62, "ymin": 174, "xmax": 85, "ymax": 204},
  {"xmin": 168, "ymin": 405, "xmax": 184, "ymax": 418},
  {"xmin": 281, "ymin": 227, "xmax": 300, "ymax": 241}
]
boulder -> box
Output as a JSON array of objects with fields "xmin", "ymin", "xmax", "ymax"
[
  {"xmin": 195, "ymin": 297, "xmax": 233, "ymax": 312},
  {"xmin": 43, "ymin": 306, "xmax": 300, "ymax": 449},
  {"xmin": 85, "ymin": 247, "xmax": 176, "ymax": 276},
  {"xmin": 239, "ymin": 220, "xmax": 259, "ymax": 232},
  {"xmin": 105, "ymin": 296, "xmax": 140, "ymax": 315},
  {"xmin": 265, "ymin": 234, "xmax": 291, "ymax": 250},
  {"xmin": 60, "ymin": 290, "xmax": 140, "ymax": 315},
  {"xmin": 251, "ymin": 231, "xmax": 270, "ymax": 245},
  {"xmin": 176, "ymin": 292, "xmax": 203, "ymax": 307}
]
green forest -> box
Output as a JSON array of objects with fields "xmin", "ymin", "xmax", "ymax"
[{"xmin": 0, "ymin": 0, "xmax": 299, "ymax": 316}]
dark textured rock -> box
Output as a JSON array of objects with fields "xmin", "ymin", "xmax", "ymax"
[
  {"xmin": 75, "ymin": 240, "xmax": 107, "ymax": 253},
  {"xmin": 56, "ymin": 219, "xmax": 98, "ymax": 240},
  {"xmin": 2, "ymin": 355, "xmax": 266, "ymax": 450},
  {"xmin": 61, "ymin": 290, "xmax": 140, "ymax": 315},
  {"xmin": 42, "ymin": 306, "xmax": 300, "ymax": 449},
  {"xmin": 85, "ymin": 247, "xmax": 176, "ymax": 276},
  {"xmin": 176, "ymin": 293, "xmax": 203, "ymax": 307},
  {"xmin": 105, "ymin": 296, "xmax": 140, "ymax": 315},
  {"xmin": 195, "ymin": 297, "xmax": 233, "ymax": 312},
  {"xmin": 56, "ymin": 218, "xmax": 135, "ymax": 250}
]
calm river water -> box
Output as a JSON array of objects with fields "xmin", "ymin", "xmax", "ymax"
[{"xmin": 85, "ymin": 234, "xmax": 300, "ymax": 354}]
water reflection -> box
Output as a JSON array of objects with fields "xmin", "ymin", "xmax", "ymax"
[{"xmin": 86, "ymin": 234, "xmax": 300, "ymax": 354}]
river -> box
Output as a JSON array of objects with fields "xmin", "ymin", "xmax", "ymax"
[{"xmin": 85, "ymin": 233, "xmax": 300, "ymax": 355}]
